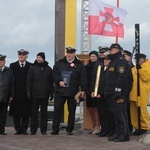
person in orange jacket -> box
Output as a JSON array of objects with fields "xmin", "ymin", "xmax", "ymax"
[{"xmin": 130, "ymin": 53, "xmax": 150, "ymax": 135}]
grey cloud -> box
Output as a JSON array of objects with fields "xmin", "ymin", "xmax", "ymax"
[
  {"xmin": 0, "ymin": 0, "xmax": 150, "ymax": 67},
  {"xmin": 0, "ymin": 0, "xmax": 55, "ymax": 67},
  {"xmin": 89, "ymin": 0, "xmax": 150, "ymax": 58}
]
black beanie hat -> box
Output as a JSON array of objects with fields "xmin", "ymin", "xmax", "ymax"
[
  {"xmin": 134, "ymin": 53, "xmax": 147, "ymax": 59},
  {"xmin": 89, "ymin": 50, "xmax": 99, "ymax": 58},
  {"xmin": 37, "ymin": 52, "xmax": 45, "ymax": 60}
]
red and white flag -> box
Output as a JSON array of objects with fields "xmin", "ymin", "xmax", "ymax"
[{"xmin": 88, "ymin": 0, "xmax": 127, "ymax": 38}]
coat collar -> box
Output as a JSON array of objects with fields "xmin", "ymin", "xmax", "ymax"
[
  {"xmin": 14, "ymin": 61, "xmax": 31, "ymax": 71},
  {"xmin": 59, "ymin": 56, "xmax": 82, "ymax": 64}
]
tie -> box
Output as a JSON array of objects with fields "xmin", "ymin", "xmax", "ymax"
[{"xmin": 21, "ymin": 64, "xmax": 24, "ymax": 67}]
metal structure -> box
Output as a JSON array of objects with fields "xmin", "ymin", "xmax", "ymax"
[{"xmin": 81, "ymin": 0, "xmax": 90, "ymax": 54}]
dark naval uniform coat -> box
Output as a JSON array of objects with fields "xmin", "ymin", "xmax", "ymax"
[
  {"xmin": 9, "ymin": 61, "xmax": 32, "ymax": 117},
  {"xmin": 52, "ymin": 56, "xmax": 87, "ymax": 133}
]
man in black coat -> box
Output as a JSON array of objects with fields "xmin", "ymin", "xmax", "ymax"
[
  {"xmin": 0, "ymin": 54, "xmax": 13, "ymax": 135},
  {"xmin": 51, "ymin": 47, "xmax": 87, "ymax": 135},
  {"xmin": 123, "ymin": 50, "xmax": 134, "ymax": 134},
  {"xmin": 9, "ymin": 49, "xmax": 32, "ymax": 135},
  {"xmin": 105, "ymin": 43, "xmax": 130, "ymax": 142},
  {"xmin": 26, "ymin": 52, "xmax": 53, "ymax": 135}
]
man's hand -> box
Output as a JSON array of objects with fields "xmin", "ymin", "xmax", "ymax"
[
  {"xmin": 80, "ymin": 91, "xmax": 85, "ymax": 97},
  {"xmin": 9, "ymin": 97, "xmax": 13, "ymax": 103},
  {"xmin": 97, "ymin": 94, "xmax": 101, "ymax": 98},
  {"xmin": 91, "ymin": 92, "xmax": 94, "ymax": 98},
  {"xmin": 59, "ymin": 81, "xmax": 66, "ymax": 87},
  {"xmin": 91, "ymin": 92, "xmax": 101, "ymax": 98}
]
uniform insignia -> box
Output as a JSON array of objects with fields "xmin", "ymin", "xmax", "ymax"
[
  {"xmin": 109, "ymin": 67, "xmax": 115, "ymax": 71},
  {"xmin": 116, "ymin": 99, "xmax": 124, "ymax": 103},
  {"xmin": 0, "ymin": 54, "xmax": 6, "ymax": 60},
  {"xmin": 20, "ymin": 49, "xmax": 24, "ymax": 52},
  {"xmin": 119, "ymin": 66, "xmax": 125, "ymax": 73}
]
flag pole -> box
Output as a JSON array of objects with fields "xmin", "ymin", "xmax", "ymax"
[
  {"xmin": 135, "ymin": 23, "xmax": 141, "ymax": 134},
  {"xmin": 116, "ymin": 0, "xmax": 120, "ymax": 43}
]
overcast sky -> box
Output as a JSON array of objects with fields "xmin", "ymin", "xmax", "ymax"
[
  {"xmin": 0, "ymin": 0, "xmax": 55, "ymax": 66},
  {"xmin": 0, "ymin": 0, "xmax": 150, "ymax": 67},
  {"xmin": 86, "ymin": 0, "xmax": 150, "ymax": 59}
]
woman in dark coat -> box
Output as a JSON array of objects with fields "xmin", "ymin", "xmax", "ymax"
[{"xmin": 85, "ymin": 51, "xmax": 100, "ymax": 134}]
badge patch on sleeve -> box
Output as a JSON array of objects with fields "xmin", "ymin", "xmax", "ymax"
[
  {"xmin": 119, "ymin": 66, "xmax": 125, "ymax": 73},
  {"xmin": 109, "ymin": 67, "xmax": 115, "ymax": 71}
]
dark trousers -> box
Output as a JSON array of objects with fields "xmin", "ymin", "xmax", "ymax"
[
  {"xmin": 30, "ymin": 98, "xmax": 48, "ymax": 133},
  {"xmin": 0, "ymin": 102, "xmax": 8, "ymax": 133},
  {"xmin": 13, "ymin": 116, "xmax": 29, "ymax": 132},
  {"xmin": 52, "ymin": 94, "xmax": 76, "ymax": 133},
  {"xmin": 106, "ymin": 95, "xmax": 115, "ymax": 135},
  {"xmin": 97, "ymin": 98, "xmax": 109, "ymax": 133},
  {"xmin": 126, "ymin": 98, "xmax": 133, "ymax": 133},
  {"xmin": 107, "ymin": 95, "xmax": 129, "ymax": 137}
]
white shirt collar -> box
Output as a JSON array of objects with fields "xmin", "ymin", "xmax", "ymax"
[
  {"xmin": 0, "ymin": 66, "xmax": 5, "ymax": 71},
  {"xmin": 66, "ymin": 57, "xmax": 75, "ymax": 63},
  {"xmin": 104, "ymin": 66, "xmax": 107, "ymax": 71},
  {"xmin": 19, "ymin": 61, "xmax": 26, "ymax": 67}
]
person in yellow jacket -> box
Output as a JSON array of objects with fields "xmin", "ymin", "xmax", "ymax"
[{"xmin": 130, "ymin": 53, "xmax": 150, "ymax": 135}]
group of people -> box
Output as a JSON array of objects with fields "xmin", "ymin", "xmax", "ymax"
[
  {"xmin": 0, "ymin": 43, "xmax": 150, "ymax": 142},
  {"xmin": 0, "ymin": 50, "xmax": 53, "ymax": 135},
  {"xmin": 0, "ymin": 47, "xmax": 86, "ymax": 136},
  {"xmin": 85, "ymin": 43, "xmax": 150, "ymax": 142}
]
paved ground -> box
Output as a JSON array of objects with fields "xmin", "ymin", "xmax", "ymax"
[{"xmin": 0, "ymin": 127, "xmax": 150, "ymax": 150}]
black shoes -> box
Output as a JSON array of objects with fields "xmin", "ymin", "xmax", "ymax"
[
  {"xmin": 114, "ymin": 136, "xmax": 129, "ymax": 142},
  {"xmin": 108, "ymin": 135, "xmax": 119, "ymax": 141},
  {"xmin": 30, "ymin": 133, "xmax": 36, "ymax": 135},
  {"xmin": 41, "ymin": 132, "xmax": 47, "ymax": 135},
  {"xmin": 15, "ymin": 131, "xmax": 22, "ymax": 135},
  {"xmin": 97, "ymin": 131, "xmax": 108, "ymax": 137},
  {"xmin": 50, "ymin": 131, "xmax": 59, "ymax": 135},
  {"xmin": 108, "ymin": 134, "xmax": 129, "ymax": 142},
  {"xmin": 131, "ymin": 130, "xmax": 139, "ymax": 135},
  {"xmin": 0, "ymin": 132, "xmax": 7, "ymax": 135},
  {"xmin": 131, "ymin": 129, "xmax": 147, "ymax": 136},
  {"xmin": 66, "ymin": 131, "xmax": 73, "ymax": 135},
  {"xmin": 22, "ymin": 131, "xmax": 28, "ymax": 135},
  {"xmin": 140, "ymin": 129, "xmax": 148, "ymax": 135},
  {"xmin": 15, "ymin": 130, "xmax": 28, "ymax": 135}
]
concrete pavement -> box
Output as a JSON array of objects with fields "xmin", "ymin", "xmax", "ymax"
[{"xmin": 0, "ymin": 127, "xmax": 150, "ymax": 150}]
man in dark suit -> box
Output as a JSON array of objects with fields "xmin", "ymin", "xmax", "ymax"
[
  {"xmin": 9, "ymin": 49, "xmax": 32, "ymax": 135},
  {"xmin": 51, "ymin": 47, "xmax": 87, "ymax": 135}
]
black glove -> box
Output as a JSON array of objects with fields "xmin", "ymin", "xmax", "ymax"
[
  {"xmin": 136, "ymin": 64, "xmax": 141, "ymax": 69},
  {"xmin": 113, "ymin": 91, "xmax": 123, "ymax": 100},
  {"xmin": 49, "ymin": 94, "xmax": 54, "ymax": 101},
  {"xmin": 79, "ymin": 97, "xmax": 85, "ymax": 103},
  {"xmin": 27, "ymin": 92, "xmax": 31, "ymax": 99}
]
